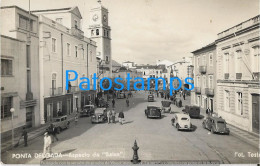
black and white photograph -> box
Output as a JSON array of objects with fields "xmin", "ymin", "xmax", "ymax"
[{"xmin": 0, "ymin": 0, "xmax": 259, "ymax": 165}]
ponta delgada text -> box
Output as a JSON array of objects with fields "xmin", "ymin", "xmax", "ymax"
[{"xmin": 66, "ymin": 70, "xmax": 194, "ymax": 96}]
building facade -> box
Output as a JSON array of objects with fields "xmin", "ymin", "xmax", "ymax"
[
  {"xmin": 216, "ymin": 15, "xmax": 260, "ymax": 133},
  {"xmin": 1, "ymin": 6, "xmax": 40, "ymax": 137},
  {"xmin": 33, "ymin": 7, "xmax": 97, "ymax": 124},
  {"xmin": 191, "ymin": 43, "xmax": 217, "ymax": 112}
]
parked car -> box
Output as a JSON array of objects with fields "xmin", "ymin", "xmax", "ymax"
[
  {"xmin": 53, "ymin": 115, "xmax": 70, "ymax": 133},
  {"xmin": 161, "ymin": 100, "xmax": 171, "ymax": 113},
  {"xmin": 80, "ymin": 105, "xmax": 95, "ymax": 117},
  {"xmin": 171, "ymin": 113, "xmax": 192, "ymax": 131},
  {"xmin": 91, "ymin": 108, "xmax": 107, "ymax": 123},
  {"xmin": 148, "ymin": 94, "xmax": 154, "ymax": 102},
  {"xmin": 98, "ymin": 98, "xmax": 109, "ymax": 107},
  {"xmin": 182, "ymin": 105, "xmax": 200, "ymax": 118},
  {"xmin": 117, "ymin": 92, "xmax": 126, "ymax": 99},
  {"xmin": 145, "ymin": 105, "xmax": 161, "ymax": 118},
  {"xmin": 202, "ymin": 116, "xmax": 230, "ymax": 135}
]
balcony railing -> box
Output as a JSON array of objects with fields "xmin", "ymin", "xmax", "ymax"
[
  {"xmin": 236, "ymin": 73, "xmax": 242, "ymax": 80},
  {"xmin": 199, "ymin": 66, "xmax": 207, "ymax": 74},
  {"xmin": 70, "ymin": 27, "xmax": 84, "ymax": 39},
  {"xmin": 224, "ymin": 73, "xmax": 229, "ymax": 79},
  {"xmin": 194, "ymin": 87, "xmax": 201, "ymax": 94},
  {"xmin": 205, "ymin": 88, "xmax": 214, "ymax": 96},
  {"xmin": 67, "ymin": 86, "xmax": 80, "ymax": 93},
  {"xmin": 50, "ymin": 87, "xmax": 63, "ymax": 96}
]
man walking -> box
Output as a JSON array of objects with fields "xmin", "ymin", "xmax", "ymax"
[
  {"xmin": 43, "ymin": 132, "xmax": 52, "ymax": 160},
  {"xmin": 183, "ymin": 92, "xmax": 186, "ymax": 100},
  {"xmin": 49, "ymin": 124, "xmax": 58, "ymax": 143},
  {"xmin": 206, "ymin": 107, "xmax": 210, "ymax": 116},
  {"xmin": 21, "ymin": 127, "xmax": 28, "ymax": 147},
  {"xmin": 112, "ymin": 98, "xmax": 115, "ymax": 108},
  {"xmin": 74, "ymin": 113, "xmax": 79, "ymax": 125},
  {"xmin": 112, "ymin": 109, "xmax": 116, "ymax": 123},
  {"xmin": 118, "ymin": 111, "xmax": 124, "ymax": 125},
  {"xmin": 107, "ymin": 109, "xmax": 112, "ymax": 124},
  {"xmin": 126, "ymin": 98, "xmax": 129, "ymax": 107}
]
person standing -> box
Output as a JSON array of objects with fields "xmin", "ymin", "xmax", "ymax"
[
  {"xmin": 180, "ymin": 89, "xmax": 183, "ymax": 97},
  {"xmin": 74, "ymin": 113, "xmax": 79, "ymax": 125},
  {"xmin": 118, "ymin": 111, "xmax": 124, "ymax": 125},
  {"xmin": 183, "ymin": 92, "xmax": 186, "ymax": 100},
  {"xmin": 112, "ymin": 99, "xmax": 115, "ymax": 108},
  {"xmin": 206, "ymin": 107, "xmax": 210, "ymax": 116},
  {"xmin": 107, "ymin": 110, "xmax": 112, "ymax": 124},
  {"xmin": 49, "ymin": 124, "xmax": 58, "ymax": 143},
  {"xmin": 126, "ymin": 98, "xmax": 129, "ymax": 107},
  {"xmin": 43, "ymin": 132, "xmax": 52, "ymax": 160},
  {"xmin": 21, "ymin": 127, "xmax": 28, "ymax": 147},
  {"xmin": 112, "ymin": 109, "xmax": 116, "ymax": 123}
]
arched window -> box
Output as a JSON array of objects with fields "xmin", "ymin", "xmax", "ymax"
[
  {"xmin": 52, "ymin": 73, "xmax": 56, "ymax": 89},
  {"xmin": 96, "ymin": 29, "xmax": 99, "ymax": 36}
]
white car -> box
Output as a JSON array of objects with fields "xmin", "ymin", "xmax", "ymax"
[{"xmin": 171, "ymin": 113, "xmax": 192, "ymax": 131}]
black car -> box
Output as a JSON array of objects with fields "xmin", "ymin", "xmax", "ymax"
[
  {"xmin": 145, "ymin": 105, "xmax": 161, "ymax": 119},
  {"xmin": 202, "ymin": 116, "xmax": 230, "ymax": 135}
]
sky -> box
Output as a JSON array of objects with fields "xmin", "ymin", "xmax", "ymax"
[{"xmin": 1, "ymin": 0, "xmax": 259, "ymax": 64}]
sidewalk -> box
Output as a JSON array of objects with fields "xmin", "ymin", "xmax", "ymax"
[
  {"xmin": 200, "ymin": 107, "xmax": 259, "ymax": 148},
  {"xmin": 1, "ymin": 113, "xmax": 76, "ymax": 153}
]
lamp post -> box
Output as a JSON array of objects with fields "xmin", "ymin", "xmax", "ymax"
[{"xmin": 10, "ymin": 108, "xmax": 15, "ymax": 147}]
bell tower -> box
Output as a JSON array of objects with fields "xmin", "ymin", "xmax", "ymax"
[{"xmin": 89, "ymin": 0, "xmax": 112, "ymax": 77}]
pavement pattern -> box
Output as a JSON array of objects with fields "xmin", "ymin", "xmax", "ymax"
[{"xmin": 1, "ymin": 91, "xmax": 259, "ymax": 164}]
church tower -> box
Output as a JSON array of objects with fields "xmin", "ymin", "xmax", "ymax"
[{"xmin": 89, "ymin": 0, "xmax": 112, "ymax": 77}]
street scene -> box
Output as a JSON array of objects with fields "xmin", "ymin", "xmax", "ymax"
[
  {"xmin": 2, "ymin": 91, "xmax": 259, "ymax": 164},
  {"xmin": 1, "ymin": 0, "xmax": 259, "ymax": 165}
]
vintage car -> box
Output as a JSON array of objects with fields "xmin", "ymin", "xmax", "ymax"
[
  {"xmin": 182, "ymin": 105, "xmax": 200, "ymax": 118},
  {"xmin": 80, "ymin": 105, "xmax": 95, "ymax": 117},
  {"xmin": 161, "ymin": 100, "xmax": 171, "ymax": 113},
  {"xmin": 171, "ymin": 113, "xmax": 192, "ymax": 131},
  {"xmin": 145, "ymin": 105, "xmax": 161, "ymax": 118},
  {"xmin": 98, "ymin": 98, "xmax": 109, "ymax": 108},
  {"xmin": 202, "ymin": 116, "xmax": 230, "ymax": 135},
  {"xmin": 117, "ymin": 92, "xmax": 126, "ymax": 99},
  {"xmin": 53, "ymin": 115, "xmax": 70, "ymax": 133},
  {"xmin": 91, "ymin": 108, "xmax": 107, "ymax": 123},
  {"xmin": 148, "ymin": 94, "xmax": 155, "ymax": 102}
]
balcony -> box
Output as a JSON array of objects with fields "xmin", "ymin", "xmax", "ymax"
[
  {"xmin": 236, "ymin": 73, "xmax": 242, "ymax": 80},
  {"xmin": 199, "ymin": 66, "xmax": 207, "ymax": 74},
  {"xmin": 71, "ymin": 27, "xmax": 84, "ymax": 39},
  {"xmin": 205, "ymin": 88, "xmax": 214, "ymax": 96},
  {"xmin": 224, "ymin": 73, "xmax": 229, "ymax": 79},
  {"xmin": 194, "ymin": 87, "xmax": 201, "ymax": 94},
  {"xmin": 67, "ymin": 86, "xmax": 80, "ymax": 93},
  {"xmin": 50, "ymin": 87, "xmax": 63, "ymax": 96}
]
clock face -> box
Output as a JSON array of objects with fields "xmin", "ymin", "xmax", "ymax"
[
  {"xmin": 92, "ymin": 14, "xmax": 98, "ymax": 22},
  {"xmin": 103, "ymin": 15, "xmax": 107, "ymax": 22}
]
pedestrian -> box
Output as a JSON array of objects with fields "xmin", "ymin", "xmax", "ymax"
[
  {"xmin": 43, "ymin": 132, "xmax": 52, "ymax": 160},
  {"xmin": 118, "ymin": 111, "xmax": 124, "ymax": 125},
  {"xmin": 74, "ymin": 113, "xmax": 79, "ymax": 125},
  {"xmin": 164, "ymin": 93, "xmax": 166, "ymax": 99},
  {"xmin": 112, "ymin": 99, "xmax": 115, "ymax": 108},
  {"xmin": 107, "ymin": 110, "xmax": 112, "ymax": 124},
  {"xmin": 157, "ymin": 91, "xmax": 159, "ymax": 97},
  {"xmin": 112, "ymin": 109, "xmax": 116, "ymax": 123},
  {"xmin": 206, "ymin": 107, "xmax": 210, "ymax": 116},
  {"xmin": 183, "ymin": 93, "xmax": 186, "ymax": 100},
  {"xmin": 21, "ymin": 127, "xmax": 28, "ymax": 147},
  {"xmin": 126, "ymin": 98, "xmax": 129, "ymax": 107},
  {"xmin": 49, "ymin": 124, "xmax": 58, "ymax": 142},
  {"xmin": 57, "ymin": 109, "xmax": 62, "ymax": 116},
  {"xmin": 167, "ymin": 93, "xmax": 170, "ymax": 100},
  {"xmin": 180, "ymin": 89, "xmax": 182, "ymax": 97}
]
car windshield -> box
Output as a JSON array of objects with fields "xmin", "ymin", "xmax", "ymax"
[
  {"xmin": 181, "ymin": 117, "xmax": 189, "ymax": 120},
  {"xmin": 55, "ymin": 119, "xmax": 60, "ymax": 122}
]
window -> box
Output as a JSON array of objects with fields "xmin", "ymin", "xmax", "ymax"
[
  {"xmin": 57, "ymin": 101, "xmax": 62, "ymax": 116},
  {"xmin": 209, "ymin": 53, "xmax": 213, "ymax": 66},
  {"xmin": 224, "ymin": 53, "xmax": 229, "ymax": 73},
  {"xmin": 202, "ymin": 55, "xmax": 206, "ymax": 66},
  {"xmin": 209, "ymin": 75, "xmax": 213, "ymax": 89},
  {"xmin": 91, "ymin": 30, "xmax": 94, "ymax": 36},
  {"xmin": 104, "ymin": 30, "xmax": 106, "ymax": 37},
  {"xmin": 236, "ymin": 50, "xmax": 242, "ymax": 73},
  {"xmin": 197, "ymin": 57, "xmax": 200, "ymax": 67},
  {"xmin": 82, "ymin": 48, "xmax": 85, "ymax": 59},
  {"xmin": 237, "ymin": 92, "xmax": 243, "ymax": 115},
  {"xmin": 1, "ymin": 97, "xmax": 13, "ymax": 119},
  {"xmin": 56, "ymin": 18, "xmax": 63, "ymax": 24},
  {"xmin": 67, "ymin": 43, "xmax": 70, "ymax": 56},
  {"xmin": 107, "ymin": 31, "xmax": 109, "ymax": 37},
  {"xmin": 96, "ymin": 29, "xmax": 99, "ymax": 36},
  {"xmin": 203, "ymin": 75, "xmax": 206, "ymax": 88},
  {"xmin": 252, "ymin": 46, "xmax": 260, "ymax": 72},
  {"xmin": 75, "ymin": 20, "xmax": 78, "ymax": 29},
  {"xmin": 224, "ymin": 90, "xmax": 230, "ymax": 111},
  {"xmin": 1, "ymin": 59, "xmax": 12, "ymax": 76},
  {"xmin": 52, "ymin": 73, "xmax": 56, "ymax": 89},
  {"xmin": 197, "ymin": 76, "xmax": 200, "ymax": 87},
  {"xmin": 52, "ymin": 38, "xmax": 57, "ymax": 53},
  {"xmin": 75, "ymin": 46, "xmax": 78, "ymax": 58},
  {"xmin": 19, "ymin": 15, "xmax": 33, "ymax": 31},
  {"xmin": 106, "ymin": 56, "xmax": 109, "ymax": 62}
]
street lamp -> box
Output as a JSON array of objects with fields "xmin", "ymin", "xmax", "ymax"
[{"xmin": 10, "ymin": 108, "xmax": 15, "ymax": 147}]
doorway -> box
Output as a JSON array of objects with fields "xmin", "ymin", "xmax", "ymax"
[{"xmin": 252, "ymin": 94, "xmax": 259, "ymax": 133}]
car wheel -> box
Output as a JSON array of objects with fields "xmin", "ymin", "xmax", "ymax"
[
  {"xmin": 57, "ymin": 127, "xmax": 61, "ymax": 134},
  {"xmin": 211, "ymin": 127, "xmax": 214, "ymax": 134}
]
